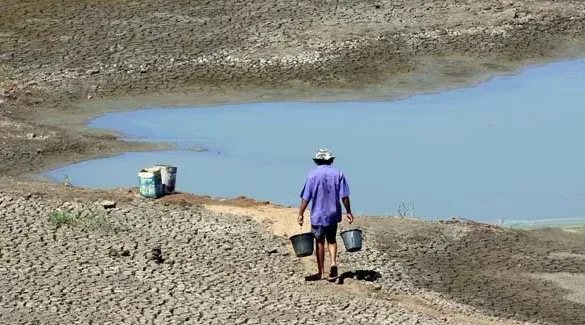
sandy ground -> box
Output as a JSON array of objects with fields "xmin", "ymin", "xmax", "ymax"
[{"xmin": 2, "ymin": 0, "xmax": 585, "ymax": 324}]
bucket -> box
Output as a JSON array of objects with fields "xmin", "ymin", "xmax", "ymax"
[
  {"xmin": 289, "ymin": 232, "xmax": 315, "ymax": 257},
  {"xmin": 138, "ymin": 168, "xmax": 164, "ymax": 198},
  {"xmin": 153, "ymin": 164, "xmax": 177, "ymax": 194},
  {"xmin": 340, "ymin": 228, "xmax": 363, "ymax": 252}
]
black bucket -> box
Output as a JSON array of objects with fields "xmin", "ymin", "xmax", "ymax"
[
  {"xmin": 340, "ymin": 228, "xmax": 363, "ymax": 252},
  {"xmin": 289, "ymin": 232, "xmax": 315, "ymax": 257}
]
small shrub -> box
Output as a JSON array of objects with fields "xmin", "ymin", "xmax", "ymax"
[
  {"xmin": 80, "ymin": 214, "xmax": 119, "ymax": 233},
  {"xmin": 49, "ymin": 210, "xmax": 79, "ymax": 228},
  {"xmin": 48, "ymin": 209, "xmax": 126, "ymax": 233}
]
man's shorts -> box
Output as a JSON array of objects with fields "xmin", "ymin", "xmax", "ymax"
[{"xmin": 311, "ymin": 223, "xmax": 338, "ymax": 243}]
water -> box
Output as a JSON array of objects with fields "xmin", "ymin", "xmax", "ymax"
[{"xmin": 44, "ymin": 59, "xmax": 585, "ymax": 224}]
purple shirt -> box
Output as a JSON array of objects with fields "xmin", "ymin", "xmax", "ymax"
[{"xmin": 300, "ymin": 165, "xmax": 351, "ymax": 226}]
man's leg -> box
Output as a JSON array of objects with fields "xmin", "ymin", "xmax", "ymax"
[
  {"xmin": 328, "ymin": 240, "xmax": 338, "ymax": 267},
  {"xmin": 315, "ymin": 238, "xmax": 326, "ymax": 278},
  {"xmin": 306, "ymin": 225, "xmax": 326, "ymax": 280},
  {"xmin": 325, "ymin": 224, "xmax": 338, "ymax": 279}
]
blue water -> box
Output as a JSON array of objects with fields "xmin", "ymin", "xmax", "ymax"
[{"xmin": 45, "ymin": 59, "xmax": 585, "ymax": 224}]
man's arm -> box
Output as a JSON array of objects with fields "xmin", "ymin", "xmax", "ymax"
[
  {"xmin": 341, "ymin": 197, "xmax": 352, "ymax": 215},
  {"xmin": 339, "ymin": 172, "xmax": 354, "ymax": 223},
  {"xmin": 298, "ymin": 177, "xmax": 313, "ymax": 226},
  {"xmin": 298, "ymin": 199, "xmax": 309, "ymax": 225},
  {"xmin": 342, "ymin": 197, "xmax": 354, "ymax": 224}
]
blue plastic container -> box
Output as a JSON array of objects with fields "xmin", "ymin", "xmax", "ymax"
[{"xmin": 138, "ymin": 168, "xmax": 164, "ymax": 198}]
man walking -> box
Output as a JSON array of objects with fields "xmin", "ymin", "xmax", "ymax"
[{"xmin": 298, "ymin": 148, "xmax": 354, "ymax": 281}]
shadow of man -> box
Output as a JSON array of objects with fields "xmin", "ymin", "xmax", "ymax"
[{"xmin": 332, "ymin": 269, "xmax": 381, "ymax": 284}]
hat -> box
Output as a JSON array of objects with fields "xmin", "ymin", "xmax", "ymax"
[{"xmin": 313, "ymin": 148, "xmax": 335, "ymax": 160}]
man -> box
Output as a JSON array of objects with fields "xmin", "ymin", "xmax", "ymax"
[{"xmin": 298, "ymin": 148, "xmax": 354, "ymax": 281}]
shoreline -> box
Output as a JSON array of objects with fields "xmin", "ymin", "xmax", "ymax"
[{"xmin": 35, "ymin": 57, "xmax": 585, "ymax": 228}]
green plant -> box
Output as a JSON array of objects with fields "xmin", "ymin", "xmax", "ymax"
[
  {"xmin": 49, "ymin": 210, "xmax": 79, "ymax": 228},
  {"xmin": 81, "ymin": 214, "xmax": 118, "ymax": 232},
  {"xmin": 48, "ymin": 209, "xmax": 126, "ymax": 233}
]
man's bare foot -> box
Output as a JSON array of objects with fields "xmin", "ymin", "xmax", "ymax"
[
  {"xmin": 304, "ymin": 273, "xmax": 324, "ymax": 281},
  {"xmin": 328, "ymin": 265, "xmax": 338, "ymax": 281}
]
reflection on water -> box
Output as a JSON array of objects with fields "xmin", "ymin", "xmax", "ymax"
[{"xmin": 45, "ymin": 60, "xmax": 585, "ymax": 224}]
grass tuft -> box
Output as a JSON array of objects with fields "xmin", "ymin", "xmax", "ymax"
[
  {"xmin": 49, "ymin": 210, "xmax": 79, "ymax": 228},
  {"xmin": 48, "ymin": 209, "xmax": 126, "ymax": 233}
]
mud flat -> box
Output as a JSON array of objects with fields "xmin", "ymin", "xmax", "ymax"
[{"xmin": 2, "ymin": 0, "xmax": 585, "ymax": 176}]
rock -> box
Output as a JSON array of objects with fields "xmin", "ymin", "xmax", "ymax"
[
  {"xmin": 151, "ymin": 246, "xmax": 164, "ymax": 264},
  {"xmin": 265, "ymin": 248, "xmax": 278, "ymax": 255},
  {"xmin": 26, "ymin": 133, "xmax": 36, "ymax": 139},
  {"xmin": 86, "ymin": 69, "xmax": 100, "ymax": 75},
  {"xmin": 87, "ymin": 95, "xmax": 93, "ymax": 100},
  {"xmin": 372, "ymin": 283, "xmax": 382, "ymax": 290},
  {"xmin": 101, "ymin": 200, "xmax": 116, "ymax": 209}
]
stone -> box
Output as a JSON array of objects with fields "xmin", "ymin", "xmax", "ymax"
[
  {"xmin": 26, "ymin": 133, "xmax": 36, "ymax": 139},
  {"xmin": 101, "ymin": 200, "xmax": 116, "ymax": 209},
  {"xmin": 265, "ymin": 248, "xmax": 278, "ymax": 255}
]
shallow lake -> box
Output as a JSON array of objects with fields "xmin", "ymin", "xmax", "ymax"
[{"xmin": 44, "ymin": 59, "xmax": 585, "ymax": 225}]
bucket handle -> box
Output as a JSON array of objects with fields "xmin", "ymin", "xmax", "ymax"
[
  {"xmin": 339, "ymin": 221, "xmax": 362, "ymax": 239},
  {"xmin": 298, "ymin": 223, "xmax": 309, "ymax": 235}
]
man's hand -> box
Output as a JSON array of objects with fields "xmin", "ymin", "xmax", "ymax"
[
  {"xmin": 297, "ymin": 214, "xmax": 304, "ymax": 226},
  {"xmin": 298, "ymin": 199, "xmax": 309, "ymax": 227},
  {"xmin": 346, "ymin": 213, "xmax": 354, "ymax": 224}
]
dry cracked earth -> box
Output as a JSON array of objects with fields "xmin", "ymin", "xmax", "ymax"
[
  {"xmin": 0, "ymin": 190, "xmax": 437, "ymax": 325},
  {"xmin": 1, "ymin": 186, "xmax": 585, "ymax": 324}
]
